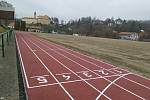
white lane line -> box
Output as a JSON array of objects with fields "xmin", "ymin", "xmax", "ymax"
[
  {"xmin": 32, "ymin": 50, "xmax": 37, "ymax": 52},
  {"xmin": 16, "ymin": 33, "xmax": 29, "ymax": 100},
  {"xmin": 45, "ymin": 42, "xmax": 150, "ymax": 89},
  {"xmin": 28, "ymin": 73, "xmax": 148, "ymax": 90},
  {"xmin": 76, "ymin": 71, "xmax": 89, "ymax": 73},
  {"xmin": 32, "ymin": 38, "xmax": 146, "ymax": 100},
  {"xmin": 29, "ymin": 78, "xmax": 100, "ymax": 89},
  {"xmin": 39, "ymin": 38, "xmax": 150, "ymax": 81},
  {"xmin": 96, "ymin": 74, "xmax": 130, "ymax": 100},
  {"xmin": 62, "ymin": 45, "xmax": 150, "ymax": 80},
  {"xmin": 57, "ymin": 48, "xmax": 150, "ymax": 90},
  {"xmin": 15, "ymin": 34, "xmax": 30, "ymax": 88},
  {"xmin": 34, "ymin": 50, "xmax": 51, "ymax": 52},
  {"xmin": 29, "ymin": 83, "xmax": 59, "ymax": 89},
  {"xmin": 29, "ymin": 80, "xmax": 84, "ymax": 89},
  {"xmin": 30, "ymin": 75, "xmax": 49, "ymax": 78},
  {"xmin": 55, "ymin": 73, "xmax": 72, "ymax": 76},
  {"xmin": 22, "ymin": 38, "xmax": 74, "ymax": 100},
  {"xmin": 123, "ymin": 77, "xmax": 150, "ymax": 90},
  {"xmin": 131, "ymin": 73, "xmax": 150, "ymax": 81},
  {"xmin": 60, "ymin": 79, "xmax": 83, "ymax": 84},
  {"xmin": 29, "ymin": 39, "xmax": 112, "ymax": 100},
  {"xmin": 29, "ymin": 77, "xmax": 101, "ymax": 89}
]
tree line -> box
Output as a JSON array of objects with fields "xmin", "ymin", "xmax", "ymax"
[{"xmin": 57, "ymin": 17, "xmax": 150, "ymax": 39}]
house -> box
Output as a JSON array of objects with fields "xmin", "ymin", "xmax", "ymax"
[
  {"xmin": 37, "ymin": 15, "xmax": 53, "ymax": 25},
  {"xmin": 118, "ymin": 32, "xmax": 139, "ymax": 41},
  {"xmin": 0, "ymin": 1, "xmax": 15, "ymax": 26},
  {"xmin": 22, "ymin": 17, "xmax": 38, "ymax": 24},
  {"xmin": 73, "ymin": 34, "xmax": 79, "ymax": 36}
]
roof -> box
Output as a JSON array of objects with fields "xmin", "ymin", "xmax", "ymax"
[
  {"xmin": 118, "ymin": 32, "xmax": 138, "ymax": 35},
  {"xmin": 0, "ymin": 1, "xmax": 14, "ymax": 11},
  {"xmin": 22, "ymin": 17, "xmax": 35, "ymax": 19},
  {"xmin": 37, "ymin": 15, "xmax": 50, "ymax": 20},
  {"xmin": 22, "ymin": 15, "xmax": 51, "ymax": 20}
]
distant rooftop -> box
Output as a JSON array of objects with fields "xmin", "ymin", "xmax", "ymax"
[
  {"xmin": 37, "ymin": 15, "xmax": 50, "ymax": 20},
  {"xmin": 0, "ymin": 1, "xmax": 15, "ymax": 11},
  {"xmin": 23, "ymin": 15, "xmax": 51, "ymax": 20},
  {"xmin": 118, "ymin": 32, "xmax": 138, "ymax": 35}
]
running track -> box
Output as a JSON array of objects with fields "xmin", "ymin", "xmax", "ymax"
[{"xmin": 16, "ymin": 32, "xmax": 150, "ymax": 100}]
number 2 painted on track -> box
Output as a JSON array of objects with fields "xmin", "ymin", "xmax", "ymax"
[{"xmin": 114, "ymin": 69, "xmax": 122, "ymax": 74}]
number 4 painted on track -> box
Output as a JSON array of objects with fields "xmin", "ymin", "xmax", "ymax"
[
  {"xmin": 83, "ymin": 72, "xmax": 92, "ymax": 77},
  {"xmin": 62, "ymin": 75, "xmax": 70, "ymax": 80}
]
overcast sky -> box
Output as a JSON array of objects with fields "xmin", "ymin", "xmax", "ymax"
[{"xmin": 5, "ymin": 0, "xmax": 150, "ymax": 21}]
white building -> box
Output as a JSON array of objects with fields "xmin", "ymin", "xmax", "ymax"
[
  {"xmin": 37, "ymin": 15, "xmax": 52, "ymax": 25},
  {"xmin": 22, "ymin": 14, "xmax": 53, "ymax": 25},
  {"xmin": 118, "ymin": 32, "xmax": 139, "ymax": 41},
  {"xmin": 22, "ymin": 17, "xmax": 37, "ymax": 24}
]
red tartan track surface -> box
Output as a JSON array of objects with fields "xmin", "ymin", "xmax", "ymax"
[{"xmin": 16, "ymin": 31, "xmax": 150, "ymax": 100}]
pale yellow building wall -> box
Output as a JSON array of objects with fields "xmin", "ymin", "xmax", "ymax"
[{"xmin": 22, "ymin": 18, "xmax": 37, "ymax": 24}]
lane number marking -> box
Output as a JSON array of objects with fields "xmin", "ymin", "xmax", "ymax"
[
  {"xmin": 114, "ymin": 69, "xmax": 122, "ymax": 74},
  {"xmin": 37, "ymin": 76, "xmax": 48, "ymax": 84},
  {"xmin": 31, "ymin": 76, "xmax": 48, "ymax": 84},
  {"xmin": 97, "ymin": 70, "xmax": 109, "ymax": 75},
  {"xmin": 62, "ymin": 75, "xmax": 70, "ymax": 80},
  {"xmin": 83, "ymin": 72, "xmax": 92, "ymax": 77}
]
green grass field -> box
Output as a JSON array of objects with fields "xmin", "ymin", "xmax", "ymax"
[{"xmin": 32, "ymin": 33, "xmax": 150, "ymax": 78}]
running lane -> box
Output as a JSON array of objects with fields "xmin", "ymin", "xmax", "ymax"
[
  {"xmin": 16, "ymin": 32, "xmax": 150, "ymax": 100},
  {"xmin": 16, "ymin": 32, "xmax": 73, "ymax": 100}
]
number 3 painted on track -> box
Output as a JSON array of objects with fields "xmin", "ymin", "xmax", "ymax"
[{"xmin": 98, "ymin": 70, "xmax": 109, "ymax": 75}]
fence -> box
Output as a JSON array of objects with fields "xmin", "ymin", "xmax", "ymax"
[{"xmin": 0, "ymin": 29, "xmax": 13, "ymax": 57}]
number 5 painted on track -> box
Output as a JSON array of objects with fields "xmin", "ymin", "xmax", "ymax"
[{"xmin": 36, "ymin": 76, "xmax": 48, "ymax": 84}]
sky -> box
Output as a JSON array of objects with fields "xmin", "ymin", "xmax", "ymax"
[{"xmin": 5, "ymin": 0, "xmax": 150, "ymax": 21}]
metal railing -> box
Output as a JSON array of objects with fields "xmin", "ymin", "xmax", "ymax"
[{"xmin": 0, "ymin": 29, "xmax": 13, "ymax": 57}]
